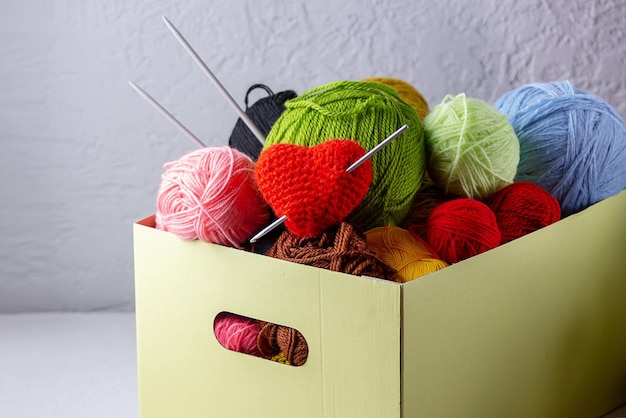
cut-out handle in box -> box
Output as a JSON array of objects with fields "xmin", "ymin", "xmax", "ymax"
[{"xmin": 213, "ymin": 311, "xmax": 308, "ymax": 366}]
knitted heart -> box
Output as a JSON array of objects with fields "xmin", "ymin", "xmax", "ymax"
[{"xmin": 256, "ymin": 139, "xmax": 373, "ymax": 238}]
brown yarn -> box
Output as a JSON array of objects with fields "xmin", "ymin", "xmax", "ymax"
[
  {"xmin": 266, "ymin": 222, "xmax": 398, "ymax": 281},
  {"xmin": 257, "ymin": 321, "xmax": 309, "ymax": 366}
]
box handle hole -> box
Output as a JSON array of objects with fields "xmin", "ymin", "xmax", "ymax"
[{"xmin": 213, "ymin": 311, "xmax": 308, "ymax": 366}]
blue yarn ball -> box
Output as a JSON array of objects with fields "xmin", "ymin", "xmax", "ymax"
[{"xmin": 494, "ymin": 81, "xmax": 626, "ymax": 216}]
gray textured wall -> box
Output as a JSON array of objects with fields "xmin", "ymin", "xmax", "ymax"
[{"xmin": 1, "ymin": 0, "xmax": 624, "ymax": 312}]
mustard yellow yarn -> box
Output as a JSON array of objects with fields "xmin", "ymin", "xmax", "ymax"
[
  {"xmin": 365, "ymin": 225, "xmax": 448, "ymax": 282},
  {"xmin": 362, "ymin": 77, "xmax": 430, "ymax": 121},
  {"xmin": 270, "ymin": 352, "xmax": 290, "ymax": 365}
]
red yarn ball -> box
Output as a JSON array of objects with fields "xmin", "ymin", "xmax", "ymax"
[
  {"xmin": 213, "ymin": 312, "xmax": 261, "ymax": 356},
  {"xmin": 426, "ymin": 198, "xmax": 501, "ymax": 264},
  {"xmin": 485, "ymin": 181, "xmax": 561, "ymax": 244}
]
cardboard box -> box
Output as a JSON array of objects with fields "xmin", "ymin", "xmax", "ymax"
[{"xmin": 134, "ymin": 189, "xmax": 626, "ymax": 418}]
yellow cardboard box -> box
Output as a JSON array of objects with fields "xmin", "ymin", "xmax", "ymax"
[{"xmin": 134, "ymin": 189, "xmax": 626, "ymax": 417}]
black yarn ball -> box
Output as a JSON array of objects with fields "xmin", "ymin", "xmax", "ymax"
[{"xmin": 228, "ymin": 84, "xmax": 297, "ymax": 161}]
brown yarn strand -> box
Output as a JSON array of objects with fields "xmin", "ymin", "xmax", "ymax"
[
  {"xmin": 266, "ymin": 222, "xmax": 398, "ymax": 281},
  {"xmin": 257, "ymin": 321, "xmax": 309, "ymax": 366}
]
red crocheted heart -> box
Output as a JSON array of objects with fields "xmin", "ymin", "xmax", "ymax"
[{"xmin": 255, "ymin": 140, "xmax": 373, "ymax": 238}]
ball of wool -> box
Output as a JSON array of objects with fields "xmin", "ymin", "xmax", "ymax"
[
  {"xmin": 365, "ymin": 226, "xmax": 448, "ymax": 282},
  {"xmin": 426, "ymin": 198, "xmax": 501, "ymax": 264},
  {"xmin": 228, "ymin": 84, "xmax": 297, "ymax": 161},
  {"xmin": 264, "ymin": 80, "xmax": 426, "ymax": 231},
  {"xmin": 361, "ymin": 77, "xmax": 430, "ymax": 121},
  {"xmin": 213, "ymin": 312, "xmax": 261, "ymax": 356},
  {"xmin": 494, "ymin": 80, "xmax": 626, "ymax": 217},
  {"xmin": 424, "ymin": 93, "xmax": 520, "ymax": 200},
  {"xmin": 265, "ymin": 222, "xmax": 398, "ymax": 281},
  {"xmin": 155, "ymin": 146, "xmax": 270, "ymax": 248},
  {"xmin": 485, "ymin": 181, "xmax": 561, "ymax": 244},
  {"xmin": 257, "ymin": 321, "xmax": 308, "ymax": 366}
]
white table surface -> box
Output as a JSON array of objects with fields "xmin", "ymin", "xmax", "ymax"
[
  {"xmin": 1, "ymin": 312, "xmax": 624, "ymax": 418},
  {"xmin": 0, "ymin": 313, "xmax": 138, "ymax": 418}
]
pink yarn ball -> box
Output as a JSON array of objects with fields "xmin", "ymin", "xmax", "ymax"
[
  {"xmin": 213, "ymin": 312, "xmax": 261, "ymax": 356},
  {"xmin": 155, "ymin": 146, "xmax": 270, "ymax": 248}
]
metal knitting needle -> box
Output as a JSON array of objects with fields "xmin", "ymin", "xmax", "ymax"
[
  {"xmin": 345, "ymin": 124, "xmax": 407, "ymax": 173},
  {"xmin": 162, "ymin": 15, "xmax": 266, "ymax": 146},
  {"xmin": 249, "ymin": 124, "xmax": 409, "ymax": 243},
  {"xmin": 128, "ymin": 80, "xmax": 207, "ymax": 148},
  {"xmin": 249, "ymin": 215, "xmax": 289, "ymax": 244}
]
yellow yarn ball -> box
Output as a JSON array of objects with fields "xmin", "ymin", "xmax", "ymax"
[
  {"xmin": 361, "ymin": 77, "xmax": 430, "ymax": 121},
  {"xmin": 364, "ymin": 226, "xmax": 448, "ymax": 283}
]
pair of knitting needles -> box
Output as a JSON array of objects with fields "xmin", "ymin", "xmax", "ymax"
[
  {"xmin": 129, "ymin": 16, "xmax": 265, "ymax": 149},
  {"xmin": 129, "ymin": 16, "xmax": 408, "ymax": 244}
]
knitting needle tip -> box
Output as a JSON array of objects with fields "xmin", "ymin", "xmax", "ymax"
[
  {"xmin": 249, "ymin": 215, "xmax": 287, "ymax": 243},
  {"xmin": 128, "ymin": 80, "xmax": 207, "ymax": 148}
]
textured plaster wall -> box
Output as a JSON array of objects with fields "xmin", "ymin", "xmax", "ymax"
[{"xmin": 0, "ymin": 0, "xmax": 624, "ymax": 312}]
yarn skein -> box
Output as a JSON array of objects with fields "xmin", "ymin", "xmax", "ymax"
[
  {"xmin": 213, "ymin": 312, "xmax": 262, "ymax": 356},
  {"xmin": 266, "ymin": 222, "xmax": 398, "ymax": 281},
  {"xmin": 365, "ymin": 226, "xmax": 448, "ymax": 282},
  {"xmin": 155, "ymin": 146, "xmax": 270, "ymax": 248},
  {"xmin": 494, "ymin": 80, "xmax": 626, "ymax": 216},
  {"xmin": 229, "ymin": 84, "xmax": 297, "ymax": 161},
  {"xmin": 426, "ymin": 198, "xmax": 501, "ymax": 264},
  {"xmin": 361, "ymin": 77, "xmax": 430, "ymax": 121},
  {"xmin": 485, "ymin": 181, "xmax": 561, "ymax": 244},
  {"xmin": 257, "ymin": 321, "xmax": 309, "ymax": 366},
  {"xmin": 265, "ymin": 80, "xmax": 426, "ymax": 231},
  {"xmin": 424, "ymin": 93, "xmax": 520, "ymax": 200}
]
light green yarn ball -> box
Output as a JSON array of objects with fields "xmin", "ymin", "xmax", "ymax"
[
  {"xmin": 264, "ymin": 80, "xmax": 426, "ymax": 231},
  {"xmin": 423, "ymin": 93, "xmax": 520, "ymax": 200}
]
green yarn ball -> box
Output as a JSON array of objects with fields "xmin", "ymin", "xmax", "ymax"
[
  {"xmin": 264, "ymin": 80, "xmax": 426, "ymax": 231},
  {"xmin": 423, "ymin": 94, "xmax": 520, "ymax": 200}
]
